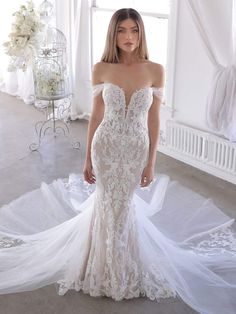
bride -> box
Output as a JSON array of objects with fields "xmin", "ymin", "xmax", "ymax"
[{"xmin": 0, "ymin": 8, "xmax": 236, "ymax": 314}]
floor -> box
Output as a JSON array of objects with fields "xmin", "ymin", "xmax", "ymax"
[{"xmin": 0, "ymin": 92, "xmax": 235, "ymax": 314}]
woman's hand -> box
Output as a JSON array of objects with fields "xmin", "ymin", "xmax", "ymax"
[
  {"xmin": 83, "ymin": 159, "xmax": 96, "ymax": 184},
  {"xmin": 140, "ymin": 165, "xmax": 154, "ymax": 187}
]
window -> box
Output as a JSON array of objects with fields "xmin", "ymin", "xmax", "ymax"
[{"xmin": 91, "ymin": 0, "xmax": 170, "ymax": 67}]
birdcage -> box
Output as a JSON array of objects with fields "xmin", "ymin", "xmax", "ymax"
[
  {"xmin": 29, "ymin": 1, "xmax": 79, "ymax": 151},
  {"xmin": 33, "ymin": 26, "xmax": 70, "ymax": 100}
]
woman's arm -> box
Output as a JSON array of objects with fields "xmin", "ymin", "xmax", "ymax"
[
  {"xmin": 147, "ymin": 95, "xmax": 161, "ymax": 167},
  {"xmin": 83, "ymin": 63, "xmax": 105, "ymax": 184},
  {"xmin": 140, "ymin": 64, "xmax": 165, "ymax": 187}
]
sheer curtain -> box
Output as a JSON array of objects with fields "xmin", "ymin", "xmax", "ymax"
[
  {"xmin": 55, "ymin": 0, "xmax": 92, "ymax": 120},
  {"xmin": 0, "ymin": 68, "xmax": 35, "ymax": 105},
  {"xmin": 187, "ymin": 0, "xmax": 236, "ymax": 141}
]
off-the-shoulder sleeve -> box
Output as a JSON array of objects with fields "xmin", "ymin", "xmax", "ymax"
[
  {"xmin": 152, "ymin": 87, "xmax": 164, "ymax": 102},
  {"xmin": 92, "ymin": 83, "xmax": 104, "ymax": 98}
]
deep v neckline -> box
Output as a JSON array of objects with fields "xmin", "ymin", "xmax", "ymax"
[{"xmin": 104, "ymin": 82, "xmax": 152, "ymax": 111}]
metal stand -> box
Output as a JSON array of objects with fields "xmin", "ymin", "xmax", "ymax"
[{"xmin": 29, "ymin": 96, "xmax": 80, "ymax": 151}]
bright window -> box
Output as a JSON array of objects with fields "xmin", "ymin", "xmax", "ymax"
[
  {"xmin": 91, "ymin": 1, "xmax": 170, "ymax": 66},
  {"xmin": 95, "ymin": 0, "xmax": 169, "ymax": 14}
]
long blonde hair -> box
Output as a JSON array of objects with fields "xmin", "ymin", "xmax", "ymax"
[{"xmin": 101, "ymin": 8, "xmax": 149, "ymax": 63}]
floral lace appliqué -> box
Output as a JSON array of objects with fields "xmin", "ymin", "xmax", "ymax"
[
  {"xmin": 0, "ymin": 236, "xmax": 24, "ymax": 248},
  {"xmin": 189, "ymin": 227, "xmax": 236, "ymax": 256}
]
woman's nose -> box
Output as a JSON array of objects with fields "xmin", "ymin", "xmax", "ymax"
[{"xmin": 126, "ymin": 31, "xmax": 132, "ymax": 40}]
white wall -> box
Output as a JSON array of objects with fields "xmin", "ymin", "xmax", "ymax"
[{"xmin": 167, "ymin": 0, "xmax": 232, "ymax": 133}]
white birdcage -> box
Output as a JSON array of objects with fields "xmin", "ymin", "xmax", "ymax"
[
  {"xmin": 33, "ymin": 26, "xmax": 70, "ymax": 100},
  {"xmin": 29, "ymin": 0, "xmax": 79, "ymax": 151},
  {"xmin": 33, "ymin": 0, "xmax": 70, "ymax": 100}
]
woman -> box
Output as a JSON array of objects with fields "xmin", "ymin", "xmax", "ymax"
[
  {"xmin": 0, "ymin": 8, "xmax": 236, "ymax": 314},
  {"xmin": 82, "ymin": 7, "xmax": 172, "ymax": 301},
  {"xmin": 82, "ymin": 8, "xmax": 236, "ymax": 312},
  {"xmin": 83, "ymin": 8, "xmax": 164, "ymax": 189}
]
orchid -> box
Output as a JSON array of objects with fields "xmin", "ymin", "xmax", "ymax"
[{"xmin": 3, "ymin": 1, "xmax": 44, "ymax": 71}]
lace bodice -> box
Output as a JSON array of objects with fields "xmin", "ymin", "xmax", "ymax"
[
  {"xmin": 93, "ymin": 82, "xmax": 164, "ymax": 98},
  {"xmin": 92, "ymin": 83, "xmax": 163, "ymax": 137},
  {"xmin": 93, "ymin": 83, "xmax": 163, "ymax": 106}
]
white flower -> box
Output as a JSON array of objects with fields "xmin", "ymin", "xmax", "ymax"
[
  {"xmin": 35, "ymin": 67, "xmax": 67, "ymax": 97},
  {"xmin": 20, "ymin": 24, "xmax": 32, "ymax": 34},
  {"xmin": 3, "ymin": 0, "xmax": 45, "ymax": 71}
]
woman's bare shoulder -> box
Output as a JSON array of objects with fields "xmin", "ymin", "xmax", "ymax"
[
  {"xmin": 92, "ymin": 62, "xmax": 110, "ymax": 85},
  {"xmin": 146, "ymin": 60, "xmax": 164, "ymax": 73},
  {"xmin": 146, "ymin": 61, "xmax": 165, "ymax": 87},
  {"xmin": 93, "ymin": 61, "xmax": 110, "ymax": 72}
]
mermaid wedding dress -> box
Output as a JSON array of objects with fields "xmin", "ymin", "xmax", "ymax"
[{"xmin": 0, "ymin": 83, "xmax": 236, "ymax": 314}]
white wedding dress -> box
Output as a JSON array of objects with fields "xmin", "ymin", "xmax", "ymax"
[{"xmin": 0, "ymin": 83, "xmax": 236, "ymax": 314}]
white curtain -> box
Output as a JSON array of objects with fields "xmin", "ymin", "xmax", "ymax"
[
  {"xmin": 187, "ymin": 0, "xmax": 236, "ymax": 141},
  {"xmin": 0, "ymin": 67, "xmax": 35, "ymax": 105},
  {"xmin": 55, "ymin": 0, "xmax": 92, "ymax": 120}
]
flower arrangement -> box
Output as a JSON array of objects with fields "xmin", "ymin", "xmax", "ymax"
[
  {"xmin": 34, "ymin": 66, "xmax": 67, "ymax": 98},
  {"xmin": 3, "ymin": 1, "xmax": 44, "ymax": 71}
]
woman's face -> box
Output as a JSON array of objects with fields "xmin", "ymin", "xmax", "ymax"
[{"xmin": 116, "ymin": 18, "xmax": 139, "ymax": 53}]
